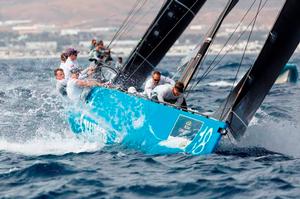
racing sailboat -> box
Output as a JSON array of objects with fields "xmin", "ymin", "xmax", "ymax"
[
  {"xmin": 275, "ymin": 63, "xmax": 298, "ymax": 84},
  {"xmin": 68, "ymin": 0, "xmax": 300, "ymax": 155}
]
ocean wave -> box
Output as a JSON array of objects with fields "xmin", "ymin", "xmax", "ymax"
[{"xmin": 0, "ymin": 130, "xmax": 103, "ymax": 156}]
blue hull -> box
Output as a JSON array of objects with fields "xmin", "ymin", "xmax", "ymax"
[{"xmin": 68, "ymin": 87, "xmax": 227, "ymax": 155}]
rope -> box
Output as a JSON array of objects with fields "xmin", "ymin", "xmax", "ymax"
[
  {"xmin": 107, "ymin": 0, "xmax": 147, "ymax": 48},
  {"xmin": 185, "ymin": 44, "xmax": 211, "ymax": 98},
  {"xmin": 123, "ymin": 0, "xmax": 202, "ymax": 83},
  {"xmin": 110, "ymin": 0, "xmax": 149, "ymax": 48},
  {"xmin": 189, "ymin": 0, "xmax": 269, "ymax": 91},
  {"xmin": 219, "ymin": 0, "xmax": 263, "ymax": 120},
  {"xmin": 110, "ymin": 1, "xmax": 160, "ymax": 49},
  {"xmin": 186, "ymin": 0, "xmax": 258, "ymax": 96},
  {"xmin": 186, "ymin": 0, "xmax": 256, "ymax": 97}
]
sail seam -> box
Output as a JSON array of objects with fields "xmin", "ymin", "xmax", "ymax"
[
  {"xmin": 135, "ymin": 52, "xmax": 156, "ymax": 69},
  {"xmin": 231, "ymin": 111, "xmax": 248, "ymax": 128},
  {"xmin": 173, "ymin": 0, "xmax": 196, "ymax": 16}
]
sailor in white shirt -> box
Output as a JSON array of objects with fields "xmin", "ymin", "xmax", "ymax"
[
  {"xmin": 59, "ymin": 52, "xmax": 68, "ymax": 70},
  {"xmin": 62, "ymin": 48, "xmax": 80, "ymax": 80},
  {"xmin": 66, "ymin": 68, "xmax": 102, "ymax": 102},
  {"xmin": 151, "ymin": 81, "xmax": 185, "ymax": 108},
  {"xmin": 54, "ymin": 68, "xmax": 67, "ymax": 96},
  {"xmin": 144, "ymin": 71, "xmax": 175, "ymax": 98}
]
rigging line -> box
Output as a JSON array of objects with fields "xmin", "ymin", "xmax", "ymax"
[
  {"xmin": 185, "ymin": 42, "xmax": 211, "ymax": 98},
  {"xmin": 123, "ymin": 0, "xmax": 202, "ymax": 83},
  {"xmin": 108, "ymin": 0, "xmax": 142, "ymax": 48},
  {"xmin": 110, "ymin": 1, "xmax": 150, "ymax": 49},
  {"xmin": 119, "ymin": 0, "xmax": 173, "ymax": 76},
  {"xmin": 110, "ymin": 0, "xmax": 158, "ymax": 49},
  {"xmin": 185, "ymin": 23, "xmax": 222, "ymax": 97},
  {"xmin": 197, "ymin": 0, "xmax": 268, "ymax": 82},
  {"xmin": 185, "ymin": 0, "xmax": 258, "ymax": 97},
  {"xmin": 220, "ymin": 0, "xmax": 263, "ymax": 120},
  {"xmin": 196, "ymin": 0, "xmax": 257, "ymax": 80},
  {"xmin": 108, "ymin": 1, "xmax": 140, "ymax": 48},
  {"xmin": 189, "ymin": 0, "xmax": 268, "ymax": 91},
  {"xmin": 110, "ymin": 0, "xmax": 147, "ymax": 48},
  {"xmin": 173, "ymin": 37, "xmax": 204, "ymax": 80},
  {"xmin": 111, "ymin": 0, "xmax": 148, "ymax": 47},
  {"xmin": 107, "ymin": 0, "xmax": 144, "ymax": 48},
  {"xmin": 186, "ymin": 0, "xmax": 247, "ymax": 97}
]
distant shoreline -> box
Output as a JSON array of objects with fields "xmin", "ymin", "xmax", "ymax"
[
  {"xmin": 0, "ymin": 51, "xmax": 269, "ymax": 61},
  {"xmin": 1, "ymin": 49, "xmax": 299, "ymax": 61}
]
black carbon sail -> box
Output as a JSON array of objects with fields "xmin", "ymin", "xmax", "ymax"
[
  {"xmin": 114, "ymin": 0, "xmax": 207, "ymax": 88},
  {"xmin": 179, "ymin": 0, "xmax": 239, "ymax": 90},
  {"xmin": 215, "ymin": 0, "xmax": 300, "ymax": 139}
]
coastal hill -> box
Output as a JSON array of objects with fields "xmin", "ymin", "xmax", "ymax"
[
  {"xmin": 0, "ymin": 0, "xmax": 284, "ymax": 29},
  {"xmin": 0, "ymin": 0, "xmax": 162, "ymax": 28}
]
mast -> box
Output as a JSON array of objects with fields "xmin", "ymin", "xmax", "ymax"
[
  {"xmin": 114, "ymin": 0, "xmax": 207, "ymax": 88},
  {"xmin": 179, "ymin": 0, "xmax": 239, "ymax": 90},
  {"xmin": 215, "ymin": 0, "xmax": 300, "ymax": 139}
]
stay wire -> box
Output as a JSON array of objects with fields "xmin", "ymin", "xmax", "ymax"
[
  {"xmin": 107, "ymin": 0, "xmax": 145, "ymax": 48},
  {"xmin": 111, "ymin": 0, "xmax": 148, "ymax": 47},
  {"xmin": 107, "ymin": 0, "xmax": 141, "ymax": 48},
  {"xmin": 123, "ymin": 0, "xmax": 203, "ymax": 83},
  {"xmin": 118, "ymin": 0, "xmax": 168, "ymax": 74},
  {"xmin": 185, "ymin": 43, "xmax": 211, "ymax": 98},
  {"xmin": 191, "ymin": 0, "xmax": 268, "ymax": 88},
  {"xmin": 184, "ymin": 0, "xmax": 258, "ymax": 97},
  {"xmin": 110, "ymin": 0, "xmax": 159, "ymax": 49},
  {"xmin": 219, "ymin": 0, "xmax": 263, "ymax": 120}
]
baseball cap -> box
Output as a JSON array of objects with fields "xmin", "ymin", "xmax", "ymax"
[{"xmin": 65, "ymin": 48, "xmax": 80, "ymax": 56}]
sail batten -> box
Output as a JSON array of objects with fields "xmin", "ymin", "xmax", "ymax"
[{"xmin": 174, "ymin": 0, "xmax": 197, "ymax": 16}]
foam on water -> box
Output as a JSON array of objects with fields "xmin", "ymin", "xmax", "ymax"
[
  {"xmin": 0, "ymin": 128, "xmax": 104, "ymax": 156},
  {"xmin": 239, "ymin": 119, "xmax": 300, "ymax": 158}
]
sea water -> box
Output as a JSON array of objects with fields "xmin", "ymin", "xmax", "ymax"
[{"xmin": 0, "ymin": 55, "xmax": 299, "ymax": 198}]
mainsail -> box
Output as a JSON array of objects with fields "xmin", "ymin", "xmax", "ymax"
[
  {"xmin": 114, "ymin": 0, "xmax": 207, "ymax": 88},
  {"xmin": 215, "ymin": 0, "xmax": 300, "ymax": 139},
  {"xmin": 179, "ymin": 0, "xmax": 239, "ymax": 90}
]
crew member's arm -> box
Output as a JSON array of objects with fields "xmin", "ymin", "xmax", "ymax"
[
  {"xmin": 175, "ymin": 95, "xmax": 184, "ymax": 107},
  {"xmin": 79, "ymin": 66, "xmax": 95, "ymax": 79},
  {"xmin": 162, "ymin": 76, "xmax": 175, "ymax": 85},
  {"xmin": 76, "ymin": 79, "xmax": 102, "ymax": 87},
  {"xmin": 144, "ymin": 79, "xmax": 153, "ymax": 98},
  {"xmin": 156, "ymin": 87, "xmax": 168, "ymax": 103}
]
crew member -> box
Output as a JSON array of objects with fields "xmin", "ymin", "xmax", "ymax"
[
  {"xmin": 63, "ymin": 48, "xmax": 80, "ymax": 79},
  {"xmin": 54, "ymin": 68, "xmax": 67, "ymax": 96},
  {"xmin": 66, "ymin": 68, "xmax": 102, "ymax": 102},
  {"xmin": 144, "ymin": 71, "xmax": 175, "ymax": 98},
  {"xmin": 151, "ymin": 81, "xmax": 185, "ymax": 108}
]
